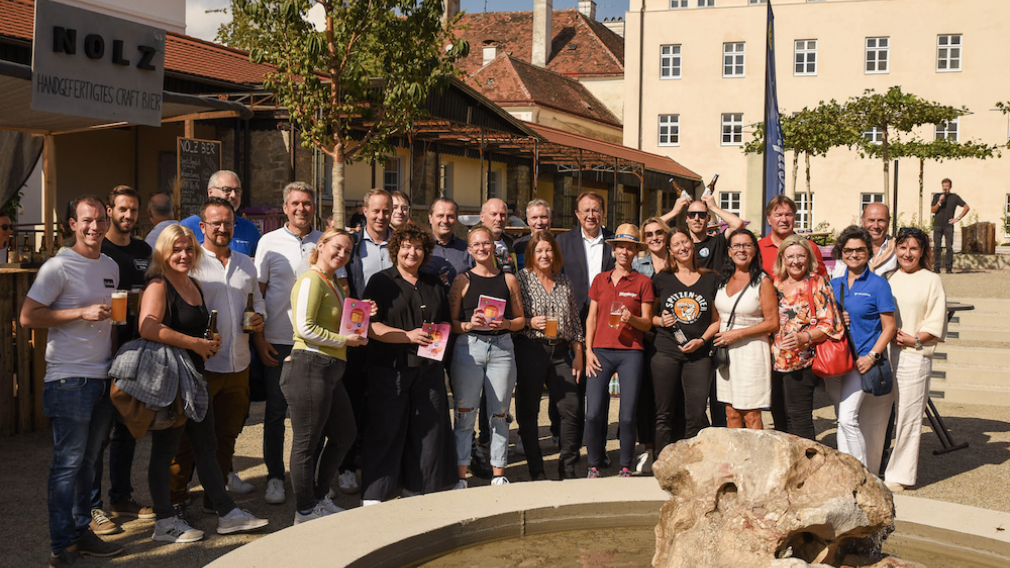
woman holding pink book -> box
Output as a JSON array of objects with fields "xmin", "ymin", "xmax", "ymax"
[
  {"xmin": 449, "ymin": 226, "xmax": 526, "ymax": 488},
  {"xmin": 283, "ymin": 228, "xmax": 368, "ymax": 526},
  {"xmin": 361, "ymin": 222, "xmax": 457, "ymax": 504}
]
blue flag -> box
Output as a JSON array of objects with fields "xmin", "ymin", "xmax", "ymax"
[{"xmin": 763, "ymin": 0, "xmax": 785, "ymax": 229}]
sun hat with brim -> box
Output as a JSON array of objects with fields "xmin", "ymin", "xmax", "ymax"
[{"xmin": 606, "ymin": 223, "xmax": 644, "ymax": 248}]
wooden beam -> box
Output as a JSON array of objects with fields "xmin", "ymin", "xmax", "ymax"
[
  {"xmin": 0, "ymin": 273, "xmax": 15, "ymax": 437},
  {"xmin": 41, "ymin": 135, "xmax": 55, "ymax": 253},
  {"xmin": 184, "ymin": 119, "xmax": 195, "ymax": 139},
  {"xmin": 50, "ymin": 122, "xmax": 130, "ymax": 136},
  {"xmin": 162, "ymin": 110, "xmax": 243, "ymax": 124}
]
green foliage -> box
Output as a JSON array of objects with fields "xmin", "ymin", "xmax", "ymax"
[
  {"xmin": 809, "ymin": 220, "xmax": 837, "ymax": 246},
  {"xmin": 2, "ymin": 191, "xmax": 21, "ymax": 220},
  {"xmin": 894, "ymin": 212, "xmax": 933, "ymax": 233}
]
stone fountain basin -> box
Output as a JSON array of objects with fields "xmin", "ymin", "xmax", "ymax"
[{"xmin": 207, "ymin": 478, "xmax": 1010, "ymax": 568}]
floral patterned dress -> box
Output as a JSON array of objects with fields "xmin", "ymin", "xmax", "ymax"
[{"xmin": 773, "ymin": 274, "xmax": 844, "ymax": 372}]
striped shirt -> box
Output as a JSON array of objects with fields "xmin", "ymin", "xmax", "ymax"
[{"xmin": 290, "ymin": 265, "xmax": 348, "ymax": 360}]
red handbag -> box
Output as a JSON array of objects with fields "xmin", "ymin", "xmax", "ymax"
[{"xmin": 806, "ymin": 276, "xmax": 855, "ymax": 378}]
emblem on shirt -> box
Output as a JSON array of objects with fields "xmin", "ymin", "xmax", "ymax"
[
  {"xmin": 698, "ymin": 247, "xmax": 711, "ymax": 258},
  {"xmin": 133, "ymin": 258, "xmax": 149, "ymax": 271},
  {"xmin": 665, "ymin": 292, "xmax": 709, "ymax": 325},
  {"xmin": 103, "ymin": 278, "xmax": 115, "ymax": 288}
]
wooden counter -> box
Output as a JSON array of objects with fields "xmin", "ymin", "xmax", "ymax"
[{"xmin": 1, "ymin": 267, "xmax": 47, "ymax": 436}]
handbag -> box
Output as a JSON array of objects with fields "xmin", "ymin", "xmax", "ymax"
[
  {"xmin": 825, "ymin": 278, "xmax": 893, "ymax": 396},
  {"xmin": 713, "ymin": 284, "xmax": 746, "ymax": 370},
  {"xmin": 807, "ymin": 276, "xmax": 855, "ymax": 378}
]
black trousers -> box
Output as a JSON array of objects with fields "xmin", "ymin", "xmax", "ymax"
[
  {"xmin": 934, "ymin": 225, "xmax": 954, "ymax": 271},
  {"xmin": 153, "ymin": 405, "xmax": 236, "ymax": 519},
  {"xmin": 652, "ymin": 350, "xmax": 712, "ymax": 454},
  {"xmin": 514, "ymin": 336, "xmax": 582, "ymax": 477},
  {"xmin": 771, "ymin": 367, "xmax": 820, "ymax": 440},
  {"xmin": 338, "ymin": 346, "xmax": 368, "ymax": 474},
  {"xmin": 361, "ymin": 364, "xmax": 456, "ymax": 501},
  {"xmin": 708, "ymin": 369, "xmax": 727, "ymax": 428}
]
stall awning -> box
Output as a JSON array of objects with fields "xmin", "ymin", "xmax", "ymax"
[{"xmin": 0, "ymin": 60, "xmax": 252, "ymax": 135}]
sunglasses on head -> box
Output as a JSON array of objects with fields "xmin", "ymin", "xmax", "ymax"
[
  {"xmin": 897, "ymin": 226, "xmax": 926, "ymax": 238},
  {"xmin": 686, "ymin": 211, "xmax": 707, "ymax": 219}
]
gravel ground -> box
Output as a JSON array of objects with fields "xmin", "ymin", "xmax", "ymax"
[{"xmin": 2, "ymin": 385, "xmax": 1008, "ymax": 568}]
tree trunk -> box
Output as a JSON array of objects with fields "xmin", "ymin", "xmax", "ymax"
[
  {"xmin": 881, "ymin": 131, "xmax": 891, "ymax": 207},
  {"xmin": 918, "ymin": 158, "xmax": 925, "ymax": 225},
  {"xmin": 804, "ymin": 152, "xmax": 811, "ymax": 196},
  {"xmin": 331, "ymin": 143, "xmax": 346, "ymax": 228},
  {"xmin": 788, "ymin": 152, "xmax": 798, "ymax": 198}
]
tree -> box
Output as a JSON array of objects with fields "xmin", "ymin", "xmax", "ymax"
[
  {"xmin": 848, "ymin": 86, "xmax": 964, "ymax": 207},
  {"xmin": 238, "ymin": 0, "xmax": 468, "ymax": 226}
]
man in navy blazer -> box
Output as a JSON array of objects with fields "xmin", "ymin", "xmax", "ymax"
[{"xmin": 556, "ymin": 191, "xmax": 615, "ymax": 322}]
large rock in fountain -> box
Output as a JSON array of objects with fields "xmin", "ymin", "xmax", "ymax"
[{"xmin": 651, "ymin": 428, "xmax": 924, "ymax": 568}]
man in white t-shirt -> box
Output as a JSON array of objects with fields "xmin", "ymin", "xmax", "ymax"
[
  {"xmin": 253, "ymin": 182, "xmax": 322, "ymax": 505},
  {"xmin": 20, "ymin": 195, "xmax": 124, "ymax": 565}
]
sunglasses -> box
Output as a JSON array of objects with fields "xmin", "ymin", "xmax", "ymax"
[
  {"xmin": 686, "ymin": 211, "xmax": 707, "ymax": 219},
  {"xmin": 644, "ymin": 230, "xmax": 666, "ymax": 238},
  {"xmin": 897, "ymin": 226, "xmax": 926, "ymax": 238},
  {"xmin": 0, "ymin": 224, "xmax": 11, "ymax": 230}
]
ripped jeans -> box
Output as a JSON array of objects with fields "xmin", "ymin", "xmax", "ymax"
[{"xmin": 451, "ymin": 333, "xmax": 517, "ymax": 469}]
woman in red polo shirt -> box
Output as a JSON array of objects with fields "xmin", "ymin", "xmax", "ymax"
[{"xmin": 584, "ymin": 224, "xmax": 655, "ymax": 479}]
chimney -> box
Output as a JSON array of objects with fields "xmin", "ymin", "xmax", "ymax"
[
  {"xmin": 532, "ymin": 0, "xmax": 553, "ymax": 68},
  {"xmin": 603, "ymin": 17, "xmax": 625, "ymax": 38},
  {"xmin": 578, "ymin": 0, "xmax": 597, "ymax": 20},
  {"xmin": 482, "ymin": 44, "xmax": 499, "ymax": 66},
  {"xmin": 442, "ymin": 0, "xmax": 460, "ymax": 28}
]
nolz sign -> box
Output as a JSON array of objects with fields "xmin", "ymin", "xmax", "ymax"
[{"xmin": 31, "ymin": 0, "xmax": 166, "ymax": 127}]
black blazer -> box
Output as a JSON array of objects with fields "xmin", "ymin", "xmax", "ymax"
[{"xmin": 556, "ymin": 226, "xmax": 615, "ymax": 320}]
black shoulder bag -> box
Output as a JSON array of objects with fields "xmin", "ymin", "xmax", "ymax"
[{"xmin": 839, "ymin": 283, "xmax": 893, "ymax": 396}]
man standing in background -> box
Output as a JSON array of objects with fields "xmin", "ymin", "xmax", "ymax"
[
  {"xmin": 144, "ymin": 193, "xmax": 177, "ymax": 248},
  {"xmin": 930, "ymin": 178, "xmax": 969, "ymax": 274}
]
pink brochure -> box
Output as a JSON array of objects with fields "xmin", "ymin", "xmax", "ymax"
[
  {"xmin": 477, "ymin": 295, "xmax": 507, "ymax": 327},
  {"xmin": 340, "ymin": 298, "xmax": 370, "ymax": 337},
  {"xmin": 418, "ymin": 323, "xmax": 451, "ymax": 361}
]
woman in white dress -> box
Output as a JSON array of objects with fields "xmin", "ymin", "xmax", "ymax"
[{"xmin": 712, "ymin": 229, "xmax": 780, "ymax": 429}]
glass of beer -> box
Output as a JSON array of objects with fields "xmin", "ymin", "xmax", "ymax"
[
  {"xmin": 544, "ymin": 305, "xmax": 559, "ymax": 339},
  {"xmin": 110, "ymin": 290, "xmax": 128, "ymax": 326},
  {"xmin": 608, "ymin": 300, "xmax": 624, "ymax": 329},
  {"xmin": 128, "ymin": 285, "xmax": 143, "ymax": 317}
]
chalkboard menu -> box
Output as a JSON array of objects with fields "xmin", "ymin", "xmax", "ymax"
[{"xmin": 176, "ymin": 137, "xmax": 222, "ymax": 219}]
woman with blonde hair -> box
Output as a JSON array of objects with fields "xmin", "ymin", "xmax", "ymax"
[
  {"xmin": 769, "ymin": 234, "xmax": 843, "ymax": 440},
  {"xmin": 140, "ymin": 224, "xmax": 267, "ymax": 542},
  {"xmin": 283, "ymin": 228, "xmax": 368, "ymax": 524},
  {"xmin": 633, "ymin": 217, "xmax": 671, "ymax": 277}
]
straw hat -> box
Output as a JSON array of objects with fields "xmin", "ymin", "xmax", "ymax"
[{"xmin": 606, "ymin": 223, "xmax": 644, "ymax": 249}]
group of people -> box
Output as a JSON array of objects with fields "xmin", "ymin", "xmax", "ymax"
[{"xmin": 22, "ymin": 168, "xmax": 961, "ymax": 568}]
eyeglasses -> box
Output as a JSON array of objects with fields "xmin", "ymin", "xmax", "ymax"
[
  {"xmin": 842, "ymin": 247, "xmax": 868, "ymax": 256},
  {"xmin": 729, "ymin": 243, "xmax": 755, "ymax": 251},
  {"xmin": 469, "ymin": 241, "xmax": 493, "ymax": 249},
  {"xmin": 686, "ymin": 211, "xmax": 708, "ymax": 219},
  {"xmin": 784, "ymin": 254, "xmax": 808, "ymax": 262},
  {"xmin": 204, "ymin": 221, "xmax": 234, "ymax": 229},
  {"xmin": 578, "ymin": 209, "xmax": 603, "ymax": 217},
  {"xmin": 644, "ymin": 230, "xmax": 666, "ymax": 239},
  {"xmin": 211, "ymin": 186, "xmax": 242, "ymax": 195},
  {"xmin": 0, "ymin": 224, "xmax": 11, "ymax": 230}
]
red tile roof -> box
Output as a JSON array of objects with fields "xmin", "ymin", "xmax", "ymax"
[
  {"xmin": 470, "ymin": 55, "xmax": 621, "ymax": 128},
  {"xmin": 0, "ymin": 0, "xmax": 274, "ymax": 87},
  {"xmin": 528, "ymin": 122, "xmax": 701, "ymax": 181},
  {"xmin": 453, "ymin": 8, "xmax": 624, "ymax": 78}
]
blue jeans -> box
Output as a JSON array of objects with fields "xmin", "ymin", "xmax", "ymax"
[
  {"xmin": 451, "ymin": 334, "xmax": 517, "ymax": 469},
  {"xmin": 43, "ymin": 378, "xmax": 115, "ymax": 554},
  {"xmin": 263, "ymin": 343, "xmax": 293, "ymax": 481},
  {"xmin": 585, "ymin": 348, "xmax": 643, "ymax": 469}
]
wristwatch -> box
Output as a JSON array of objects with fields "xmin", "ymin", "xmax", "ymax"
[
  {"xmin": 868, "ymin": 351, "xmax": 881, "ymax": 361},
  {"xmin": 914, "ymin": 337, "xmax": 923, "ymax": 350}
]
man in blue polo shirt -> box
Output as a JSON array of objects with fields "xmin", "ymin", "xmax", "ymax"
[
  {"xmin": 180, "ymin": 170, "xmax": 260, "ymax": 257},
  {"xmin": 422, "ymin": 197, "xmax": 473, "ymax": 290}
]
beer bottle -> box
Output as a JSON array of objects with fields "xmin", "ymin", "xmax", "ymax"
[
  {"xmin": 242, "ymin": 293, "xmax": 255, "ymax": 333},
  {"xmin": 20, "ymin": 235, "xmax": 31, "ymax": 263},
  {"xmin": 35, "ymin": 236, "xmax": 47, "ymax": 263},
  {"xmin": 52, "ymin": 233, "xmax": 61, "ymax": 256},
  {"xmin": 205, "ymin": 310, "xmax": 219, "ymax": 340}
]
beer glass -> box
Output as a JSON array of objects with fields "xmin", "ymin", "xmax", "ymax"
[
  {"xmin": 544, "ymin": 304, "xmax": 559, "ymax": 339},
  {"xmin": 128, "ymin": 285, "xmax": 143, "ymax": 317},
  {"xmin": 608, "ymin": 300, "xmax": 624, "ymax": 329},
  {"xmin": 110, "ymin": 290, "xmax": 128, "ymax": 326}
]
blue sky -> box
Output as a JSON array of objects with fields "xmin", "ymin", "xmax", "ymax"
[{"xmin": 460, "ymin": 0, "xmax": 630, "ymax": 20}]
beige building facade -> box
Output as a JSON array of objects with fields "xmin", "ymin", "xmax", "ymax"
[{"xmin": 625, "ymin": 0, "xmax": 1010, "ymax": 241}]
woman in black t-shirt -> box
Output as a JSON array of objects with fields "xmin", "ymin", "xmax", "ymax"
[{"xmin": 650, "ymin": 228, "xmax": 721, "ymax": 452}]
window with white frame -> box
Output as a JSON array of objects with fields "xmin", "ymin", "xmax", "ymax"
[
  {"xmin": 935, "ymin": 118, "xmax": 959, "ymax": 141},
  {"xmin": 936, "ymin": 34, "xmax": 962, "ymax": 72},
  {"xmin": 865, "ymin": 37, "xmax": 889, "ymax": 74},
  {"xmin": 723, "ymin": 42, "xmax": 745, "ymax": 77},
  {"xmin": 794, "ymin": 39, "xmax": 817, "ymax": 76},
  {"xmin": 660, "ymin": 45, "xmax": 682, "ymax": 79},
  {"xmin": 718, "ymin": 192, "xmax": 741, "ymax": 217},
  {"xmin": 659, "ymin": 114, "xmax": 680, "ymax": 146},
  {"xmin": 439, "ymin": 162, "xmax": 453, "ymax": 198},
  {"xmin": 721, "ymin": 113, "xmax": 743, "ymax": 145},
  {"xmin": 383, "ymin": 158, "xmax": 400, "ymax": 193},
  {"xmin": 795, "ymin": 193, "xmax": 814, "ymax": 230},
  {"xmin": 670, "ymin": 0, "xmax": 688, "ymax": 7},
  {"xmin": 697, "ymin": 0, "xmax": 715, "ymax": 6},
  {"xmin": 863, "ymin": 127, "xmax": 884, "ymax": 144},
  {"xmin": 860, "ymin": 193, "xmax": 884, "ymax": 213},
  {"xmin": 487, "ymin": 170, "xmax": 499, "ymax": 199},
  {"xmin": 749, "ymin": 0, "xmax": 767, "ymax": 4}
]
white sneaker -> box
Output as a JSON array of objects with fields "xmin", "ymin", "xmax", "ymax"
[
  {"xmin": 152, "ymin": 516, "xmax": 204, "ymax": 543},
  {"xmin": 217, "ymin": 508, "xmax": 269, "ymax": 534},
  {"xmin": 317, "ymin": 497, "xmax": 345, "ymax": 514},
  {"xmin": 338, "ymin": 470, "xmax": 359, "ymax": 495},
  {"xmin": 635, "ymin": 451, "xmax": 653, "ymax": 474},
  {"xmin": 491, "ymin": 476, "xmax": 509, "ymax": 486},
  {"xmin": 265, "ymin": 478, "xmax": 286, "ymax": 504},
  {"xmin": 452, "ymin": 479, "xmax": 468, "ymax": 490},
  {"xmin": 515, "ymin": 439, "xmax": 525, "ymax": 456},
  {"xmin": 361, "ymin": 499, "xmax": 382, "ymax": 507},
  {"xmin": 293, "ymin": 504, "xmax": 333, "ymax": 525},
  {"xmin": 226, "ymin": 471, "xmax": 255, "ymax": 494}
]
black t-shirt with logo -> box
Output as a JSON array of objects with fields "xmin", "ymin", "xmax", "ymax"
[
  {"xmin": 694, "ymin": 232, "xmax": 728, "ymax": 271},
  {"xmin": 652, "ymin": 270, "xmax": 719, "ymax": 360},
  {"xmin": 101, "ymin": 237, "xmax": 152, "ymax": 345},
  {"xmin": 930, "ymin": 192, "xmax": 966, "ymax": 228}
]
